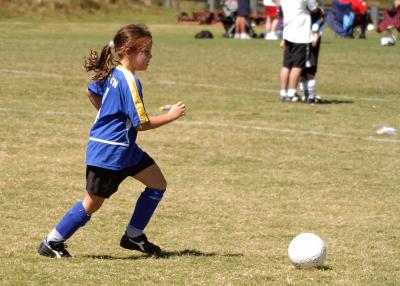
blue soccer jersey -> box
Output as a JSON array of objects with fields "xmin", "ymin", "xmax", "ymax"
[{"xmin": 86, "ymin": 65, "xmax": 149, "ymax": 170}]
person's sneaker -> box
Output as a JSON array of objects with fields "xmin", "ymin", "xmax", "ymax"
[
  {"xmin": 305, "ymin": 97, "xmax": 316, "ymax": 104},
  {"xmin": 120, "ymin": 233, "xmax": 161, "ymax": 255},
  {"xmin": 240, "ymin": 33, "xmax": 251, "ymax": 40},
  {"xmin": 268, "ymin": 32, "xmax": 279, "ymax": 40},
  {"xmin": 280, "ymin": 95, "xmax": 292, "ymax": 102},
  {"xmin": 305, "ymin": 96, "xmax": 322, "ymax": 104},
  {"xmin": 38, "ymin": 240, "xmax": 71, "ymax": 258},
  {"xmin": 290, "ymin": 94, "xmax": 301, "ymax": 102}
]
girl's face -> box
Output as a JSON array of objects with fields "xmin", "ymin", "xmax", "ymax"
[{"xmin": 131, "ymin": 41, "xmax": 153, "ymax": 71}]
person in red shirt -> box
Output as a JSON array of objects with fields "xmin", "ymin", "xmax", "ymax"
[{"xmin": 339, "ymin": 0, "xmax": 369, "ymax": 38}]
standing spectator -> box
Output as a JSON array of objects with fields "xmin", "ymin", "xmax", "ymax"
[
  {"xmin": 277, "ymin": 0, "xmax": 318, "ymax": 102},
  {"xmin": 263, "ymin": 0, "xmax": 279, "ymax": 40},
  {"xmin": 234, "ymin": 0, "xmax": 251, "ymax": 39},
  {"xmin": 299, "ymin": 7, "xmax": 324, "ymax": 104}
]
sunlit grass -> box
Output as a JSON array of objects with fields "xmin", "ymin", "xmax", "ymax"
[{"xmin": 0, "ymin": 14, "xmax": 399, "ymax": 286}]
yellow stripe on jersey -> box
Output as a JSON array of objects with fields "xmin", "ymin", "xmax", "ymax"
[{"xmin": 118, "ymin": 65, "xmax": 149, "ymax": 124}]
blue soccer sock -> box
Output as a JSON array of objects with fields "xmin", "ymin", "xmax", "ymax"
[
  {"xmin": 126, "ymin": 188, "xmax": 165, "ymax": 237},
  {"xmin": 46, "ymin": 201, "xmax": 91, "ymax": 243}
]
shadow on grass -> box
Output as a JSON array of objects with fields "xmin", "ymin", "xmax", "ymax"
[
  {"xmin": 317, "ymin": 265, "xmax": 333, "ymax": 271},
  {"xmin": 82, "ymin": 249, "xmax": 243, "ymax": 260},
  {"xmin": 317, "ymin": 99, "xmax": 353, "ymax": 105}
]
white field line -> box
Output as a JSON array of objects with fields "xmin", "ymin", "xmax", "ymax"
[
  {"xmin": 174, "ymin": 120, "xmax": 400, "ymax": 143},
  {"xmin": 0, "ymin": 107, "xmax": 399, "ymax": 143},
  {"xmin": 0, "ymin": 69, "xmax": 64, "ymax": 79},
  {"xmin": 0, "ymin": 68, "xmax": 397, "ymax": 102},
  {"xmin": 155, "ymin": 80, "xmax": 395, "ymax": 103}
]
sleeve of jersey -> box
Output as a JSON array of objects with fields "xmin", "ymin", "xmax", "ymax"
[
  {"xmin": 120, "ymin": 73, "xmax": 149, "ymax": 127},
  {"xmin": 87, "ymin": 81, "xmax": 104, "ymax": 97},
  {"xmin": 312, "ymin": 19, "xmax": 324, "ymax": 33}
]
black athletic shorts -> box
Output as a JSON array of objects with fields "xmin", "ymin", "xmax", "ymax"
[
  {"xmin": 302, "ymin": 40, "xmax": 321, "ymax": 76},
  {"xmin": 86, "ymin": 152, "xmax": 155, "ymax": 198},
  {"xmin": 283, "ymin": 40, "xmax": 308, "ymax": 69}
]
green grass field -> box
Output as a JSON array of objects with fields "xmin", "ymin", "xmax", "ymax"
[{"xmin": 0, "ymin": 13, "xmax": 400, "ymax": 286}]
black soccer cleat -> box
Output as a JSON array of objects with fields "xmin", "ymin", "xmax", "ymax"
[
  {"xmin": 120, "ymin": 233, "xmax": 161, "ymax": 255},
  {"xmin": 38, "ymin": 239, "xmax": 71, "ymax": 258},
  {"xmin": 305, "ymin": 96, "xmax": 322, "ymax": 104}
]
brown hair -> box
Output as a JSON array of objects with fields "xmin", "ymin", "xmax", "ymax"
[{"xmin": 84, "ymin": 24, "xmax": 152, "ymax": 81}]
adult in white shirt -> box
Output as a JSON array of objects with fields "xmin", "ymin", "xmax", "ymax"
[{"xmin": 276, "ymin": 0, "xmax": 318, "ymax": 101}]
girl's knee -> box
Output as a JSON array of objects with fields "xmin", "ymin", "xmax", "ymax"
[
  {"xmin": 157, "ymin": 177, "xmax": 167, "ymax": 190},
  {"xmin": 83, "ymin": 193, "xmax": 105, "ymax": 214}
]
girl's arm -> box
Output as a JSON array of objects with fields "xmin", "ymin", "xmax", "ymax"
[
  {"xmin": 137, "ymin": 101, "xmax": 186, "ymax": 131},
  {"xmin": 85, "ymin": 88, "xmax": 102, "ymax": 111}
]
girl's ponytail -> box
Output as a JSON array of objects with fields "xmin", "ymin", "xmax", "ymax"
[
  {"xmin": 84, "ymin": 41, "xmax": 118, "ymax": 81},
  {"xmin": 84, "ymin": 24, "xmax": 152, "ymax": 81}
]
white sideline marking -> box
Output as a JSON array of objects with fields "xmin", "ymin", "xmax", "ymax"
[
  {"xmin": 0, "ymin": 107, "xmax": 399, "ymax": 143},
  {"xmin": 175, "ymin": 120, "xmax": 400, "ymax": 143},
  {"xmin": 0, "ymin": 68, "xmax": 64, "ymax": 79},
  {"xmin": 155, "ymin": 80, "xmax": 396, "ymax": 103},
  {"xmin": 0, "ymin": 68, "xmax": 397, "ymax": 102}
]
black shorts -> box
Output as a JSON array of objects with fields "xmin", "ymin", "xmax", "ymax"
[
  {"xmin": 283, "ymin": 40, "xmax": 308, "ymax": 69},
  {"xmin": 237, "ymin": 0, "xmax": 250, "ymax": 16},
  {"xmin": 86, "ymin": 152, "xmax": 155, "ymax": 198},
  {"xmin": 302, "ymin": 40, "xmax": 321, "ymax": 76}
]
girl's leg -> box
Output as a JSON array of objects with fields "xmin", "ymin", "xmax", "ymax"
[
  {"xmin": 39, "ymin": 192, "xmax": 104, "ymax": 258},
  {"xmin": 46, "ymin": 192, "xmax": 104, "ymax": 244},
  {"xmin": 83, "ymin": 192, "xmax": 106, "ymax": 214},
  {"xmin": 133, "ymin": 163, "xmax": 167, "ymax": 190},
  {"xmin": 125, "ymin": 164, "xmax": 166, "ymax": 238},
  {"xmin": 120, "ymin": 164, "xmax": 166, "ymax": 254}
]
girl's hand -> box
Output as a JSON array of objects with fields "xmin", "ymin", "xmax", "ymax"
[
  {"xmin": 280, "ymin": 40, "xmax": 285, "ymax": 49},
  {"xmin": 137, "ymin": 101, "xmax": 186, "ymax": 131},
  {"xmin": 168, "ymin": 101, "xmax": 186, "ymax": 120}
]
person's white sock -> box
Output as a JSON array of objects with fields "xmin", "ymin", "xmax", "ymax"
[
  {"xmin": 287, "ymin": 89, "xmax": 296, "ymax": 98},
  {"xmin": 306, "ymin": 79, "xmax": 316, "ymax": 99},
  {"xmin": 46, "ymin": 228, "xmax": 64, "ymax": 243}
]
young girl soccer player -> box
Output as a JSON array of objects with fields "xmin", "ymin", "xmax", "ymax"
[{"xmin": 38, "ymin": 24, "xmax": 186, "ymax": 258}]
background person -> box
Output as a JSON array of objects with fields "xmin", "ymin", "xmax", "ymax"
[
  {"xmin": 234, "ymin": 0, "xmax": 251, "ymax": 39},
  {"xmin": 339, "ymin": 0, "xmax": 369, "ymax": 38},
  {"xmin": 277, "ymin": 0, "xmax": 318, "ymax": 102},
  {"xmin": 299, "ymin": 7, "xmax": 325, "ymax": 104},
  {"xmin": 263, "ymin": 0, "xmax": 279, "ymax": 40}
]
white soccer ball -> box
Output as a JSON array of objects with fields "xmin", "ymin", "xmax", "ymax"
[
  {"xmin": 381, "ymin": 36, "xmax": 396, "ymax": 46},
  {"xmin": 288, "ymin": 233, "xmax": 327, "ymax": 269}
]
